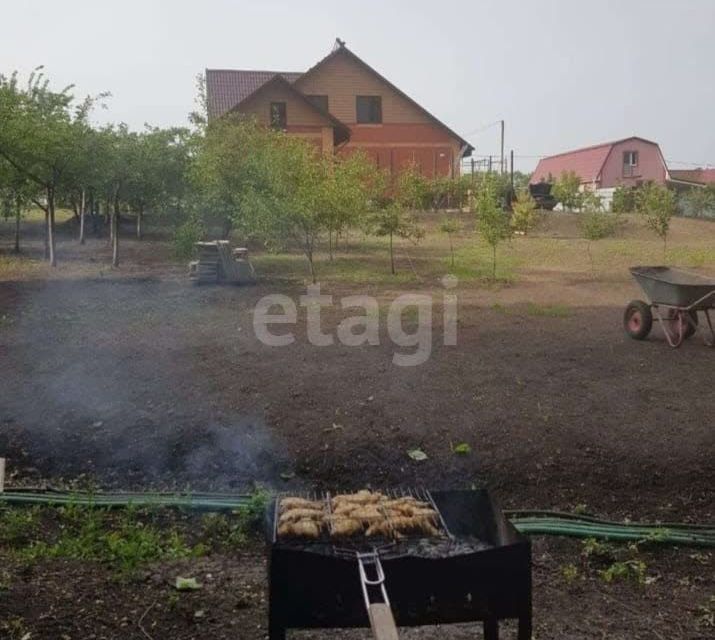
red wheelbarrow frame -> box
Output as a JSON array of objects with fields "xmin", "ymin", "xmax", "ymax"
[{"xmin": 648, "ymin": 292, "xmax": 715, "ymax": 348}]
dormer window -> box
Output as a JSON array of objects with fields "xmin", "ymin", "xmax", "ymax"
[
  {"xmin": 270, "ymin": 102, "xmax": 287, "ymax": 129},
  {"xmin": 623, "ymin": 151, "xmax": 639, "ymax": 177},
  {"xmin": 356, "ymin": 96, "xmax": 382, "ymax": 124}
]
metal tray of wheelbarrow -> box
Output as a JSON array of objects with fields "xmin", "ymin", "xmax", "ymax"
[{"xmin": 630, "ymin": 266, "xmax": 715, "ymax": 309}]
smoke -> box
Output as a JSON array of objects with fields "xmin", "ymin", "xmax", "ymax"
[{"xmin": 0, "ymin": 273, "xmax": 290, "ymax": 490}]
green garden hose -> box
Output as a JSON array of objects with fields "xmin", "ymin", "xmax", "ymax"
[{"xmin": 2, "ymin": 490, "xmax": 714, "ymax": 547}]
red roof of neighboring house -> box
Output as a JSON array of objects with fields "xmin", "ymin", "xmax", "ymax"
[
  {"xmin": 205, "ymin": 70, "xmax": 302, "ymax": 119},
  {"xmin": 529, "ymin": 136, "xmax": 659, "ymax": 185},
  {"xmin": 669, "ymin": 168, "xmax": 715, "ymax": 185}
]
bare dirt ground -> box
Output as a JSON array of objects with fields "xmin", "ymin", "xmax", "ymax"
[{"xmin": 1, "ymin": 215, "xmax": 713, "ymax": 638}]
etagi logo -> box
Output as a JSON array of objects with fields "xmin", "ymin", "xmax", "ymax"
[{"xmin": 252, "ymin": 276, "xmax": 458, "ymax": 367}]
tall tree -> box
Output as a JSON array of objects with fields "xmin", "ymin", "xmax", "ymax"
[{"xmin": 0, "ymin": 69, "xmax": 97, "ymax": 265}]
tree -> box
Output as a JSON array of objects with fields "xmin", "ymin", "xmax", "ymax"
[
  {"xmin": 510, "ymin": 188, "xmax": 539, "ymax": 235},
  {"xmin": 439, "ymin": 217, "xmax": 460, "ymax": 269},
  {"xmin": 552, "ymin": 170, "xmax": 582, "ymax": 212},
  {"xmin": 474, "ymin": 174, "xmax": 511, "ymax": 280},
  {"xmin": 369, "ymin": 201, "xmax": 424, "ymax": 275},
  {"xmin": 580, "ymin": 192, "xmax": 619, "ymax": 273},
  {"xmin": 0, "ymin": 158, "xmax": 37, "ymax": 253},
  {"xmin": 321, "ymin": 150, "xmax": 380, "ymax": 259},
  {"xmin": 636, "ymin": 182, "xmax": 676, "ymax": 257},
  {"xmin": 0, "ymin": 69, "xmax": 98, "ymax": 265},
  {"xmin": 396, "ymin": 161, "xmax": 429, "ymax": 210},
  {"xmin": 611, "ymin": 184, "xmax": 637, "ymax": 213}
]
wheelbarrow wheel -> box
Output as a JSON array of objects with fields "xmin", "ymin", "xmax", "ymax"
[
  {"xmin": 667, "ymin": 309, "xmax": 698, "ymax": 341},
  {"xmin": 624, "ymin": 300, "xmax": 653, "ymax": 340}
]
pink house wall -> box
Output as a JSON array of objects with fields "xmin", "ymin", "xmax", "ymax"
[{"xmin": 599, "ymin": 139, "xmax": 667, "ymax": 188}]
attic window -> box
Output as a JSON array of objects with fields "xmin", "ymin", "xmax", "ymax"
[
  {"xmin": 270, "ymin": 102, "xmax": 287, "ymax": 129},
  {"xmin": 623, "ymin": 151, "xmax": 639, "ymax": 177},
  {"xmin": 306, "ymin": 95, "xmax": 329, "ymax": 112},
  {"xmin": 356, "ymin": 96, "xmax": 382, "ymax": 124}
]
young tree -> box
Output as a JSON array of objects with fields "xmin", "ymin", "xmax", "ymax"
[
  {"xmin": 474, "ymin": 174, "xmax": 511, "ymax": 280},
  {"xmin": 579, "ymin": 192, "xmax": 619, "ymax": 273},
  {"xmin": 369, "ymin": 202, "xmax": 424, "ymax": 275},
  {"xmin": 636, "ymin": 182, "xmax": 676, "ymax": 257},
  {"xmin": 439, "ymin": 216, "xmax": 460, "ymax": 269},
  {"xmin": 551, "ymin": 170, "xmax": 582, "ymax": 212},
  {"xmin": 510, "ymin": 188, "xmax": 539, "ymax": 235},
  {"xmin": 396, "ymin": 161, "xmax": 429, "ymax": 210}
]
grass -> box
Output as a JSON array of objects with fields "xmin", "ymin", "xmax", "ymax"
[
  {"xmin": 525, "ymin": 302, "xmax": 573, "ymax": 318},
  {"xmin": 0, "ymin": 495, "xmax": 268, "ymax": 577}
]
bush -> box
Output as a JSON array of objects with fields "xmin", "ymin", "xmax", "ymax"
[
  {"xmin": 679, "ymin": 185, "xmax": 715, "ymax": 219},
  {"xmin": 173, "ymin": 217, "xmax": 205, "ymax": 259},
  {"xmin": 511, "ymin": 188, "xmax": 539, "ymax": 234},
  {"xmin": 612, "ymin": 185, "xmax": 638, "ymax": 213}
]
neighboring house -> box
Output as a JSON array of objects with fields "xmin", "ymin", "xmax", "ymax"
[
  {"xmin": 529, "ymin": 136, "xmax": 670, "ymax": 208},
  {"xmin": 668, "ymin": 168, "xmax": 715, "ymax": 187},
  {"xmin": 205, "ymin": 39, "xmax": 473, "ymax": 177}
]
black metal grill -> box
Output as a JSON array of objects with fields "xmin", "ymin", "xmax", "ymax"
[{"xmin": 266, "ymin": 488, "xmax": 531, "ymax": 639}]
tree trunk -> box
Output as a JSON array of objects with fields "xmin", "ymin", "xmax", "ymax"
[
  {"xmin": 328, "ymin": 229, "xmax": 333, "ymax": 261},
  {"xmin": 14, "ymin": 199, "xmax": 21, "ymax": 253},
  {"xmin": 492, "ymin": 244, "xmax": 496, "ymax": 280},
  {"xmin": 448, "ymin": 233, "xmax": 454, "ymax": 268},
  {"xmin": 44, "ymin": 209, "xmax": 50, "ymax": 260},
  {"xmin": 136, "ymin": 204, "xmax": 143, "ymax": 240},
  {"xmin": 79, "ymin": 188, "xmax": 86, "ymax": 245},
  {"xmin": 221, "ymin": 217, "xmax": 232, "ymax": 240},
  {"xmin": 47, "ymin": 187, "xmax": 57, "ymax": 267},
  {"xmin": 112, "ymin": 189, "xmax": 120, "ymax": 267},
  {"xmin": 389, "ymin": 232, "xmax": 395, "ymax": 275}
]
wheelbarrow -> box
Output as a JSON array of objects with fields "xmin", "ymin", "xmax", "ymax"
[{"xmin": 624, "ymin": 266, "xmax": 715, "ymax": 348}]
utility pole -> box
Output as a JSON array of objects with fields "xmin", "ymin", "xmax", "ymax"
[
  {"xmin": 500, "ymin": 119, "xmax": 505, "ymax": 175},
  {"xmin": 510, "ymin": 149, "xmax": 515, "ymax": 195}
]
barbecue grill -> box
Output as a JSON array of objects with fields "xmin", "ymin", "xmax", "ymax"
[{"xmin": 267, "ymin": 488, "xmax": 531, "ymax": 639}]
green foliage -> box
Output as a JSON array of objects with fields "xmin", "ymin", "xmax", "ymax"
[
  {"xmin": 561, "ymin": 563, "xmax": 579, "ymax": 582},
  {"xmin": 0, "ymin": 506, "xmax": 41, "ymax": 545},
  {"xmin": 369, "ymin": 201, "xmax": 424, "ymax": 274},
  {"xmin": 680, "ymin": 185, "xmax": 715, "ymax": 219},
  {"xmin": 173, "ymin": 215, "xmax": 205, "ymax": 259},
  {"xmin": 599, "ymin": 559, "xmax": 647, "ymax": 585},
  {"xmin": 474, "ymin": 173, "xmax": 511, "ymax": 279},
  {"xmin": 4, "ymin": 505, "xmax": 205, "ymax": 577},
  {"xmin": 636, "ymin": 182, "xmax": 676, "ymax": 254},
  {"xmin": 396, "ymin": 161, "xmax": 430, "ymax": 210},
  {"xmin": 439, "ymin": 216, "xmax": 460, "ymax": 268},
  {"xmin": 452, "ymin": 442, "xmax": 471, "ymax": 455},
  {"xmin": 611, "ymin": 184, "xmax": 637, "ymax": 213},
  {"xmin": 511, "ymin": 188, "xmax": 539, "ymax": 234},
  {"xmin": 551, "ymin": 170, "xmax": 582, "ymax": 211}
]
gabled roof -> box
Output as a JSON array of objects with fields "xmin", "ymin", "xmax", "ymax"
[
  {"xmin": 294, "ymin": 43, "xmax": 474, "ymax": 155},
  {"xmin": 205, "ymin": 69, "xmax": 302, "ymax": 119},
  {"xmin": 530, "ymin": 136, "xmax": 661, "ymax": 184},
  {"xmin": 230, "ymin": 74, "xmax": 351, "ymax": 145},
  {"xmin": 669, "ymin": 168, "xmax": 715, "ymax": 185}
]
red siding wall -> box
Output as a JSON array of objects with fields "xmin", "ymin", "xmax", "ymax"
[{"xmin": 599, "ymin": 139, "xmax": 667, "ymax": 187}]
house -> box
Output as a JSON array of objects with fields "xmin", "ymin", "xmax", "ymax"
[
  {"xmin": 205, "ymin": 39, "xmax": 473, "ymax": 177},
  {"xmin": 529, "ymin": 136, "xmax": 670, "ymax": 208},
  {"xmin": 668, "ymin": 168, "xmax": 715, "ymax": 187}
]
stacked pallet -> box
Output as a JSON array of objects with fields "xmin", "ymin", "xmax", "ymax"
[
  {"xmin": 189, "ymin": 242, "xmax": 222, "ymax": 283},
  {"xmin": 189, "ymin": 241, "xmax": 255, "ymax": 284}
]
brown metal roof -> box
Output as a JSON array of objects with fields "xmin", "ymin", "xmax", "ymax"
[
  {"xmin": 205, "ymin": 69, "xmax": 302, "ymax": 119},
  {"xmin": 294, "ymin": 43, "xmax": 474, "ymax": 156}
]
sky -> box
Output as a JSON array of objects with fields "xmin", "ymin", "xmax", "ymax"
[{"xmin": 2, "ymin": 0, "xmax": 714, "ymax": 172}]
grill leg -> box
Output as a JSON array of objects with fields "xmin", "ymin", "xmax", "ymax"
[
  {"xmin": 518, "ymin": 609, "xmax": 532, "ymax": 640},
  {"xmin": 483, "ymin": 617, "xmax": 499, "ymax": 640},
  {"xmin": 268, "ymin": 619, "xmax": 286, "ymax": 640}
]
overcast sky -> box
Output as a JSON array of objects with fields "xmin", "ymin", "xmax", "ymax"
[{"xmin": 2, "ymin": 0, "xmax": 713, "ymax": 172}]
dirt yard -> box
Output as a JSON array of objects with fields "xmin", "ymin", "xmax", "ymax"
[{"xmin": 1, "ymin": 213, "xmax": 713, "ymax": 638}]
